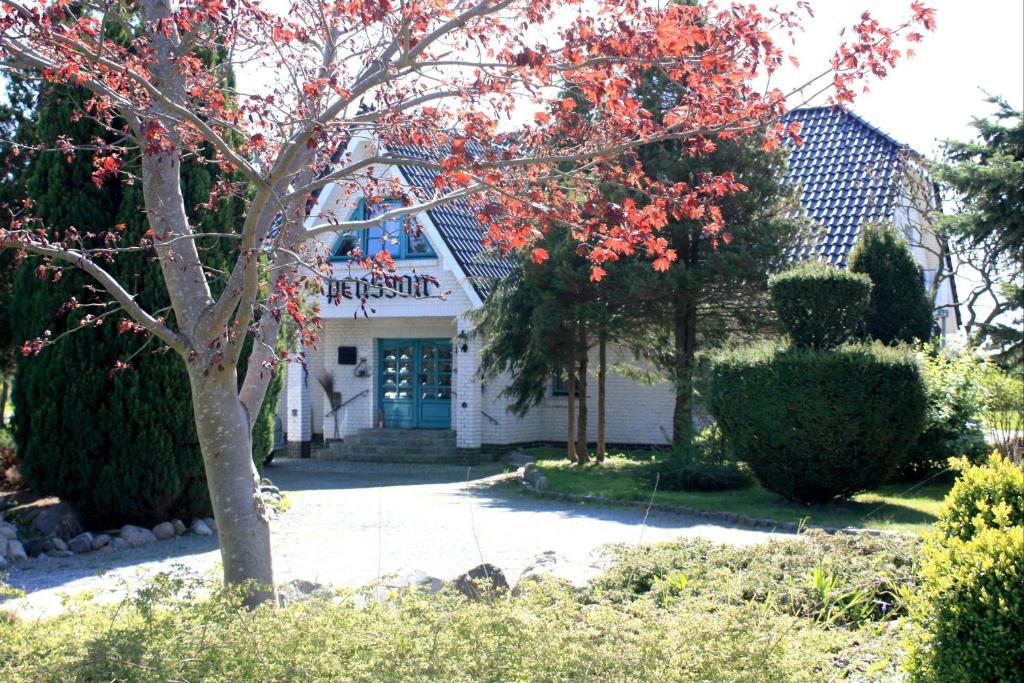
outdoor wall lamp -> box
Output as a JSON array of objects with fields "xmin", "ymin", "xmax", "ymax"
[{"xmin": 456, "ymin": 330, "xmax": 469, "ymax": 352}]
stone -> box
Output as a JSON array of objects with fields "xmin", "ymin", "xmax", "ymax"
[
  {"xmin": 172, "ymin": 519, "xmax": 187, "ymax": 536},
  {"xmin": 68, "ymin": 532, "xmax": 94, "ymax": 554},
  {"xmin": 388, "ymin": 569, "xmax": 444, "ymax": 594},
  {"xmin": 190, "ymin": 519, "xmax": 213, "ymax": 536},
  {"xmin": 108, "ymin": 536, "xmax": 130, "ymax": 551},
  {"xmin": 0, "ymin": 520, "xmax": 17, "ymax": 540},
  {"xmin": 49, "ymin": 549, "xmax": 74, "ymax": 558},
  {"xmin": 450, "ymin": 563, "xmax": 509, "ymax": 600},
  {"xmin": 203, "ymin": 517, "xmax": 217, "ymax": 532},
  {"xmin": 534, "ymin": 474, "xmax": 550, "ymax": 492},
  {"xmin": 29, "ymin": 501, "xmax": 83, "ymax": 539},
  {"xmin": 7, "ymin": 539, "xmax": 28, "ymax": 562},
  {"xmin": 91, "ymin": 533, "xmax": 111, "ymax": 550},
  {"xmin": 120, "ymin": 524, "xmax": 158, "ymax": 547},
  {"xmin": 277, "ymin": 579, "xmax": 333, "ymax": 606},
  {"xmin": 522, "ymin": 462, "xmax": 539, "ymax": 483},
  {"xmin": 51, "ymin": 536, "xmax": 68, "ymax": 552},
  {"xmin": 152, "ymin": 522, "xmax": 176, "ymax": 540}
]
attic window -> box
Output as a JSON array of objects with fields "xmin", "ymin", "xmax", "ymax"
[{"xmin": 331, "ymin": 199, "xmax": 436, "ymax": 260}]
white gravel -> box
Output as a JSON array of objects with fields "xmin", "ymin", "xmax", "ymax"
[{"xmin": 2, "ymin": 458, "xmax": 782, "ymax": 617}]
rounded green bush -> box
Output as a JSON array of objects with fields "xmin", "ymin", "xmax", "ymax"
[
  {"xmin": 907, "ymin": 455, "xmax": 1024, "ymax": 683},
  {"xmin": 768, "ymin": 261, "xmax": 872, "ymax": 349},
  {"xmin": 935, "ymin": 453, "xmax": 1024, "ymax": 543},
  {"xmin": 707, "ymin": 343, "xmax": 927, "ymax": 503}
]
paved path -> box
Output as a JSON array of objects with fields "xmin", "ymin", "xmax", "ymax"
[{"xmin": 3, "ymin": 458, "xmax": 782, "ymax": 616}]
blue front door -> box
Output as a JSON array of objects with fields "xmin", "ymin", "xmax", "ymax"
[{"xmin": 379, "ymin": 339, "xmax": 452, "ymax": 429}]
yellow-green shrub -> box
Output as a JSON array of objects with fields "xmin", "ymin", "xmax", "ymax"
[{"xmin": 906, "ymin": 454, "xmax": 1024, "ymax": 683}]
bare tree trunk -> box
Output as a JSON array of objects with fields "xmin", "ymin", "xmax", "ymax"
[
  {"xmin": 596, "ymin": 332, "xmax": 606, "ymax": 463},
  {"xmin": 188, "ymin": 368, "xmax": 276, "ymax": 608},
  {"xmin": 576, "ymin": 326, "xmax": 589, "ymax": 465},
  {"xmin": 672, "ymin": 288, "xmax": 698, "ymax": 449},
  {"xmin": 566, "ymin": 346, "xmax": 578, "ymax": 463}
]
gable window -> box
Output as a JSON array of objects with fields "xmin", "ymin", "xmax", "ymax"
[{"xmin": 331, "ymin": 199, "xmax": 436, "ymax": 260}]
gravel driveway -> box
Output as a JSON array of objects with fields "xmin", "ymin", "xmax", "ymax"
[{"xmin": 3, "ymin": 458, "xmax": 781, "ymax": 617}]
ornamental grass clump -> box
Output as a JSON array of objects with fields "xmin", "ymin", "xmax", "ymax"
[
  {"xmin": 905, "ymin": 454, "xmax": 1024, "ymax": 683},
  {"xmin": 709, "ymin": 261, "xmax": 927, "ymax": 503}
]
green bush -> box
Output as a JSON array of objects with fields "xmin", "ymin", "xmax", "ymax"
[
  {"xmin": 708, "ymin": 343, "xmax": 927, "ymax": 503},
  {"xmin": 768, "ymin": 261, "xmax": 872, "ymax": 349},
  {"xmin": 906, "ymin": 454, "xmax": 1024, "ymax": 682},
  {"xmin": 0, "ymin": 565, "xmax": 902, "ymax": 682},
  {"xmin": 934, "ymin": 452, "xmax": 1024, "ymax": 543},
  {"xmin": 897, "ymin": 345, "xmax": 990, "ymax": 480},
  {"xmin": 641, "ymin": 431, "xmax": 752, "ymax": 492},
  {"xmin": 848, "ymin": 223, "xmax": 934, "ymax": 345}
]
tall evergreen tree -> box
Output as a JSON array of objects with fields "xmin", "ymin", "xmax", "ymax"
[
  {"xmin": 933, "ymin": 97, "xmax": 1023, "ymax": 373},
  {"xmin": 7, "ymin": 80, "xmax": 280, "ymax": 527},
  {"xmin": 624, "ymin": 76, "xmax": 806, "ymax": 447},
  {"xmin": 848, "ymin": 223, "xmax": 933, "ymax": 345}
]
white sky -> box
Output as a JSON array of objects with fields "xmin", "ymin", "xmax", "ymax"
[{"xmin": 772, "ymin": 0, "xmax": 1024, "ymax": 158}]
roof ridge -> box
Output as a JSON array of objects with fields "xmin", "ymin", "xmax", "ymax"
[{"xmin": 785, "ymin": 105, "xmax": 916, "ymax": 155}]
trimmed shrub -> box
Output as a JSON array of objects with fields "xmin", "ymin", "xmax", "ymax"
[
  {"xmin": 848, "ymin": 223, "xmax": 933, "ymax": 345},
  {"xmin": 897, "ymin": 345, "xmax": 990, "ymax": 480},
  {"xmin": 768, "ymin": 261, "xmax": 872, "ymax": 349},
  {"xmin": 906, "ymin": 454, "xmax": 1024, "ymax": 682},
  {"xmin": 934, "ymin": 452, "xmax": 1024, "ymax": 543},
  {"xmin": 644, "ymin": 459, "xmax": 752, "ymax": 493},
  {"xmin": 707, "ymin": 343, "xmax": 927, "ymax": 503}
]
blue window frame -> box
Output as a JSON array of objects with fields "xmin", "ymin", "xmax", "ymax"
[{"xmin": 331, "ymin": 199, "xmax": 435, "ymax": 260}]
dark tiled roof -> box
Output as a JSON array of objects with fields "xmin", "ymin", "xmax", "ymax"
[
  {"xmin": 781, "ymin": 106, "xmax": 907, "ymax": 266},
  {"xmin": 387, "ymin": 142, "xmax": 515, "ymax": 300}
]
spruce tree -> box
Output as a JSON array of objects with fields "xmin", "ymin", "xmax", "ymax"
[
  {"xmin": 847, "ymin": 223, "xmax": 933, "ymax": 345},
  {"xmin": 8, "ymin": 82, "xmax": 281, "ymax": 527}
]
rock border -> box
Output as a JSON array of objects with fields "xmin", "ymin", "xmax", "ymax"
[{"xmin": 515, "ymin": 460, "xmax": 905, "ymax": 539}]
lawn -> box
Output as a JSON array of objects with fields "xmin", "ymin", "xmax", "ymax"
[{"xmin": 525, "ymin": 448, "xmax": 951, "ymax": 535}]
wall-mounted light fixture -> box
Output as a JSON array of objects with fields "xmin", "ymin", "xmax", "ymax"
[{"xmin": 456, "ymin": 330, "xmax": 469, "ymax": 353}]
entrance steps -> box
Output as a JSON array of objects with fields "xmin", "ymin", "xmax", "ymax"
[{"xmin": 316, "ymin": 428, "xmax": 465, "ymax": 464}]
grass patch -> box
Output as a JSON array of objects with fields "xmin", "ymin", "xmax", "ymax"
[
  {"xmin": 1, "ymin": 534, "xmax": 917, "ymax": 682},
  {"xmin": 526, "ymin": 449, "xmax": 950, "ymax": 535}
]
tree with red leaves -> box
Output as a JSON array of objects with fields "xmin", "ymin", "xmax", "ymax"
[{"xmin": 0, "ymin": 0, "xmax": 934, "ymax": 605}]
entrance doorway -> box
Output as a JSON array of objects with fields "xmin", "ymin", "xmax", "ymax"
[{"xmin": 378, "ymin": 339, "xmax": 453, "ymax": 429}]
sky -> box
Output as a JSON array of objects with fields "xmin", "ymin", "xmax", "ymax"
[{"xmin": 770, "ymin": 1, "xmax": 1024, "ymax": 158}]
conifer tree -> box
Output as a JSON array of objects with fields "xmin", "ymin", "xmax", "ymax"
[
  {"xmin": 7, "ymin": 82, "xmax": 281, "ymax": 527},
  {"xmin": 848, "ymin": 223, "xmax": 933, "ymax": 345}
]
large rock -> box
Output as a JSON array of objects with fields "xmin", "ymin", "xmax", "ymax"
[
  {"xmin": 68, "ymin": 532, "xmax": 95, "ymax": 554},
  {"xmin": 534, "ymin": 474, "xmax": 550, "ymax": 492},
  {"xmin": 172, "ymin": 519, "xmax": 187, "ymax": 536},
  {"xmin": 0, "ymin": 520, "xmax": 17, "ymax": 540},
  {"xmin": 152, "ymin": 522, "xmax": 176, "ymax": 540},
  {"xmin": 119, "ymin": 525, "xmax": 158, "ymax": 547},
  {"xmin": 51, "ymin": 536, "xmax": 68, "ymax": 552},
  {"xmin": 278, "ymin": 579, "xmax": 334, "ymax": 606},
  {"xmin": 514, "ymin": 549, "xmax": 611, "ymax": 594},
  {"xmin": 28, "ymin": 501, "xmax": 83, "ymax": 539},
  {"xmin": 450, "ymin": 563, "xmax": 509, "ymax": 600},
  {"xmin": 190, "ymin": 519, "xmax": 213, "ymax": 536},
  {"xmin": 91, "ymin": 533, "xmax": 111, "ymax": 550},
  {"xmin": 108, "ymin": 536, "xmax": 130, "ymax": 551},
  {"xmin": 7, "ymin": 539, "xmax": 28, "ymax": 562},
  {"xmin": 203, "ymin": 517, "xmax": 217, "ymax": 532},
  {"xmin": 389, "ymin": 569, "xmax": 444, "ymax": 594}
]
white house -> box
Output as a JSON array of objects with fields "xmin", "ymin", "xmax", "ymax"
[{"xmin": 278, "ymin": 107, "xmax": 960, "ymax": 460}]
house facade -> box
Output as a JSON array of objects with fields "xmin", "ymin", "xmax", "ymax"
[{"xmin": 279, "ymin": 108, "xmax": 959, "ymax": 458}]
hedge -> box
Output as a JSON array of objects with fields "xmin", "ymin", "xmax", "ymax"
[{"xmin": 707, "ymin": 342, "xmax": 927, "ymax": 503}]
